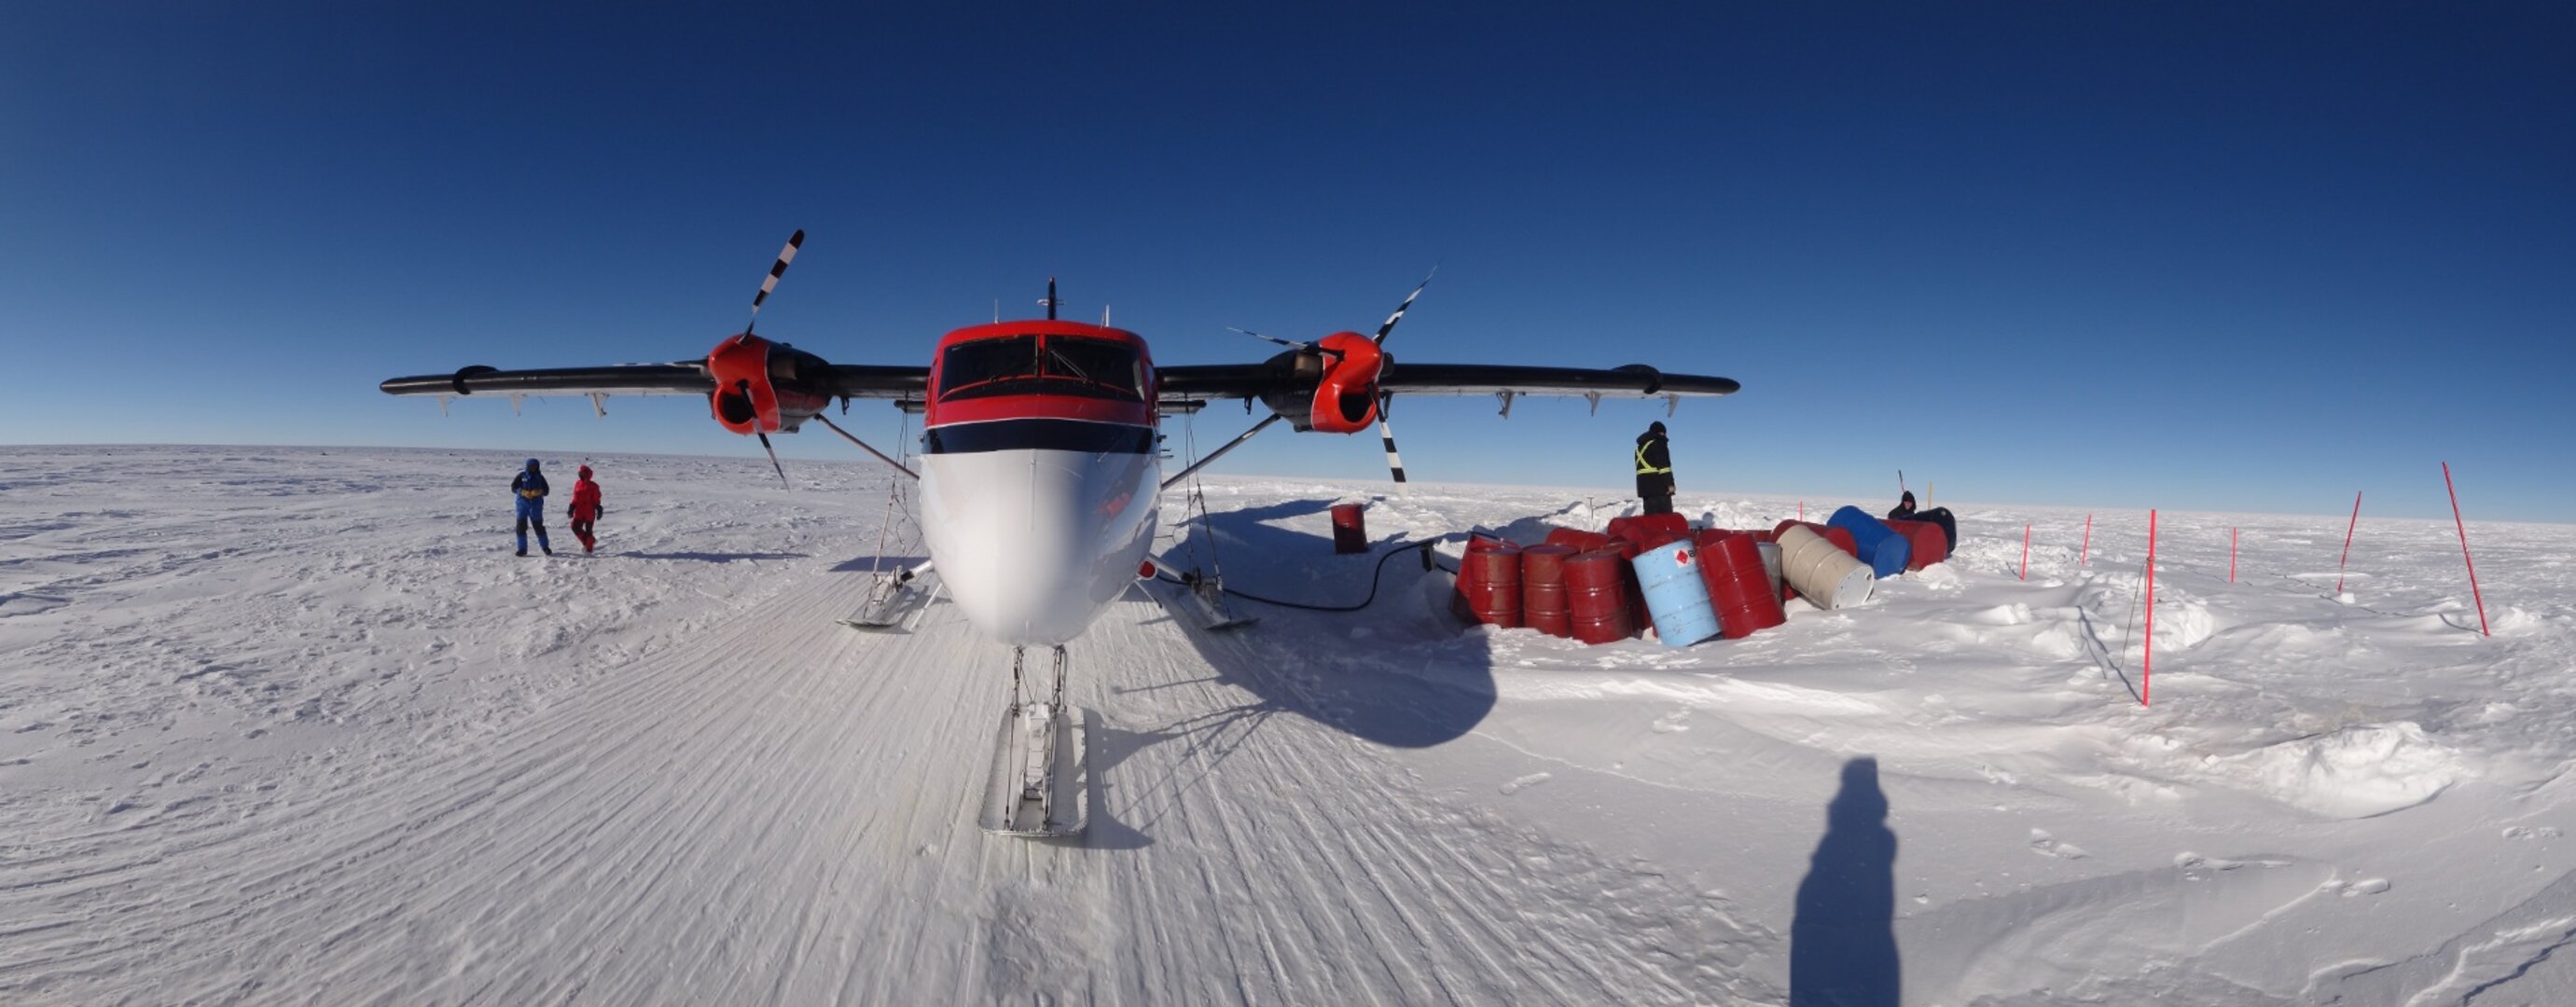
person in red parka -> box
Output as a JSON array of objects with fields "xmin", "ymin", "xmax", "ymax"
[{"xmin": 568, "ymin": 464, "xmax": 605, "ymax": 553}]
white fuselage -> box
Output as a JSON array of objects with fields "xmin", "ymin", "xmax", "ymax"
[{"xmin": 918, "ymin": 446, "xmax": 1159, "ymax": 646}]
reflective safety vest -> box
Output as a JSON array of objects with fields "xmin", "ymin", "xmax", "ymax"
[{"xmin": 1636, "ymin": 441, "xmax": 1671, "ymax": 476}]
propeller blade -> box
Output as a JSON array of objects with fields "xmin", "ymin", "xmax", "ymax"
[
  {"xmin": 1226, "ymin": 326, "xmax": 1328, "ymax": 354},
  {"xmin": 1377, "ymin": 395, "xmax": 1407, "ymax": 485},
  {"xmin": 1372, "ymin": 267, "xmax": 1438, "ymax": 345},
  {"xmin": 746, "ymin": 228, "xmax": 806, "ymax": 333},
  {"xmin": 758, "ymin": 431, "xmax": 789, "ymax": 488}
]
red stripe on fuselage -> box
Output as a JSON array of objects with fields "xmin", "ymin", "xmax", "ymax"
[{"xmin": 933, "ymin": 394, "xmax": 1152, "ymax": 427}]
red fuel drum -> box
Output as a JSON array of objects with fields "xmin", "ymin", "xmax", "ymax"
[
  {"xmin": 1564, "ymin": 548, "xmax": 1636, "ymax": 643},
  {"xmin": 1519, "ymin": 544, "xmax": 1577, "ymax": 638},
  {"xmin": 1698, "ymin": 532, "xmax": 1787, "ymax": 639},
  {"xmin": 1882, "ymin": 518, "xmax": 1948, "ymax": 569},
  {"xmin": 1700, "ymin": 528, "xmax": 1787, "ymax": 603},
  {"xmin": 1330, "ymin": 503, "xmax": 1368, "ymax": 554},
  {"xmin": 1544, "ymin": 528, "xmax": 1612, "ymax": 553},
  {"xmin": 1630, "ymin": 512, "xmax": 1692, "ymax": 539},
  {"xmin": 1611, "ymin": 516, "xmax": 1694, "ymax": 552},
  {"xmin": 1457, "ymin": 538, "xmax": 1524, "ymax": 628}
]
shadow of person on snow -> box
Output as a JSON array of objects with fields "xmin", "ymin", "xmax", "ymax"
[
  {"xmin": 1791, "ymin": 756, "xmax": 1901, "ymax": 1006},
  {"xmin": 1143, "ymin": 496, "xmax": 1497, "ymax": 752}
]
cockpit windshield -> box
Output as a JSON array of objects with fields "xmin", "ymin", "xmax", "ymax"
[{"xmin": 939, "ymin": 335, "xmax": 1144, "ymax": 403}]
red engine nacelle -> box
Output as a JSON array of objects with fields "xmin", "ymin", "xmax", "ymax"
[
  {"xmin": 1291, "ymin": 331, "xmax": 1385, "ymax": 435},
  {"xmin": 706, "ymin": 334, "xmax": 833, "ymax": 435}
]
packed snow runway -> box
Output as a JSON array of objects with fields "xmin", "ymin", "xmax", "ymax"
[{"xmin": 4, "ymin": 446, "xmax": 2572, "ymax": 1004}]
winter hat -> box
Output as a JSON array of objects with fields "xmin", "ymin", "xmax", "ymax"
[
  {"xmin": 1648, "ymin": 421, "xmax": 1667, "ymax": 435},
  {"xmin": 1900, "ymin": 490, "xmax": 1916, "ymax": 505},
  {"xmin": 578, "ymin": 465, "xmax": 592, "ymax": 477},
  {"xmin": 526, "ymin": 458, "xmax": 541, "ymax": 469}
]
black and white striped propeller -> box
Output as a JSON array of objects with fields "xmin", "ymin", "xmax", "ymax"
[
  {"xmin": 744, "ymin": 229, "xmax": 805, "ymax": 484},
  {"xmin": 746, "ymin": 228, "xmax": 803, "ymax": 337},
  {"xmin": 1230, "ymin": 272, "xmax": 1433, "ymax": 485},
  {"xmin": 1365, "ymin": 270, "xmax": 1434, "ymax": 484}
]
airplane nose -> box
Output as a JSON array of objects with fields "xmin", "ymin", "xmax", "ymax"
[{"xmin": 922, "ymin": 448, "xmax": 1154, "ymax": 645}]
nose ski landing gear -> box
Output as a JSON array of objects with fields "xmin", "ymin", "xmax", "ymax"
[{"xmin": 979, "ymin": 645, "xmax": 1088, "ymax": 837}]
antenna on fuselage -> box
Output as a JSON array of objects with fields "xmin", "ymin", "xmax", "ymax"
[{"xmin": 1044, "ymin": 277, "xmax": 1058, "ymax": 321}]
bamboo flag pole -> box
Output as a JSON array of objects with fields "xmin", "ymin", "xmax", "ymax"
[
  {"xmin": 2335, "ymin": 491, "xmax": 2362, "ymax": 595},
  {"xmin": 2444, "ymin": 462, "xmax": 2490, "ymax": 637}
]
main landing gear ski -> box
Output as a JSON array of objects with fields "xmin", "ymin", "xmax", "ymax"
[
  {"xmin": 1158, "ymin": 566, "xmax": 1259, "ymax": 633},
  {"xmin": 978, "ymin": 645, "xmax": 1087, "ymax": 838},
  {"xmin": 839, "ymin": 563, "xmax": 942, "ymax": 632}
]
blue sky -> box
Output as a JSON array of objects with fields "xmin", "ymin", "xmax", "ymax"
[{"xmin": 5, "ymin": 4, "xmax": 2570, "ymax": 522}]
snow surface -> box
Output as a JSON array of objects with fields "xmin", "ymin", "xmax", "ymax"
[{"xmin": 4, "ymin": 444, "xmax": 2574, "ymax": 1004}]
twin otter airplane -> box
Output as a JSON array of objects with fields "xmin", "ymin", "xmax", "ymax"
[{"xmin": 381, "ymin": 231, "xmax": 1739, "ymax": 837}]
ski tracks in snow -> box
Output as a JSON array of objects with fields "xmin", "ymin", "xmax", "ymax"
[{"xmin": 1083, "ymin": 600, "xmax": 1772, "ymax": 1004}]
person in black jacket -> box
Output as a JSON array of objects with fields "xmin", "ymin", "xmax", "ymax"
[
  {"xmin": 1634, "ymin": 421, "xmax": 1675, "ymax": 516},
  {"xmin": 1888, "ymin": 490, "xmax": 1957, "ymax": 552}
]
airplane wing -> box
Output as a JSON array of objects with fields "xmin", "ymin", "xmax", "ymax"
[
  {"xmin": 379, "ymin": 362, "xmax": 929, "ymax": 400},
  {"xmin": 1154, "ymin": 360, "xmax": 1738, "ymax": 408}
]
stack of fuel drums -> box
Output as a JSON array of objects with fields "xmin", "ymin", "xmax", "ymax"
[
  {"xmin": 1518, "ymin": 544, "xmax": 1576, "ymax": 638},
  {"xmin": 1456, "ymin": 537, "xmax": 1524, "ymax": 628},
  {"xmin": 1447, "ymin": 504, "xmax": 1924, "ymax": 647}
]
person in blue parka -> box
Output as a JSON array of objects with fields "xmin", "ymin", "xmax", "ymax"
[{"xmin": 510, "ymin": 458, "xmax": 554, "ymax": 557}]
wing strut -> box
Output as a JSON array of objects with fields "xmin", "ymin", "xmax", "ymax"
[
  {"xmin": 812, "ymin": 413, "xmax": 921, "ymax": 480},
  {"xmin": 1160, "ymin": 413, "xmax": 1283, "ymax": 491}
]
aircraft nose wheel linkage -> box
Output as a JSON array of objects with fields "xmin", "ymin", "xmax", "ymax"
[{"xmin": 978, "ymin": 645, "xmax": 1088, "ymax": 837}]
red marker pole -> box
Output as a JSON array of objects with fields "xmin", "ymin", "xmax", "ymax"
[
  {"xmin": 2230, "ymin": 527, "xmax": 2238, "ymax": 584},
  {"xmin": 2444, "ymin": 462, "xmax": 2490, "ymax": 637},
  {"xmin": 2081, "ymin": 514, "xmax": 2091, "ymax": 565},
  {"xmin": 2021, "ymin": 523, "xmax": 2031, "ymax": 581},
  {"xmin": 2335, "ymin": 490, "xmax": 2362, "ymax": 595},
  {"xmin": 2145, "ymin": 509, "xmax": 2157, "ymax": 706}
]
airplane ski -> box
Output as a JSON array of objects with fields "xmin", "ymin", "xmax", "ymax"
[
  {"xmin": 840, "ymin": 567, "xmax": 942, "ymax": 632},
  {"xmin": 979, "ymin": 646, "xmax": 1087, "ymax": 838},
  {"xmin": 1153, "ymin": 569, "xmax": 1258, "ymax": 633}
]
